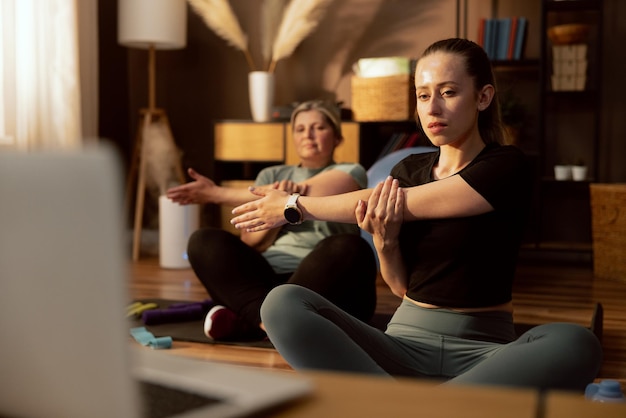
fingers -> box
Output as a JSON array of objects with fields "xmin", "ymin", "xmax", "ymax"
[
  {"xmin": 274, "ymin": 180, "xmax": 306, "ymax": 195},
  {"xmin": 296, "ymin": 183, "xmax": 309, "ymax": 196},
  {"xmin": 247, "ymin": 186, "xmax": 267, "ymax": 198},
  {"xmin": 355, "ymin": 199, "xmax": 366, "ymax": 226},
  {"xmin": 394, "ymin": 184, "xmax": 404, "ymax": 219},
  {"xmin": 367, "ymin": 176, "xmax": 396, "ymax": 214},
  {"xmin": 230, "ymin": 209, "xmax": 271, "ymax": 232}
]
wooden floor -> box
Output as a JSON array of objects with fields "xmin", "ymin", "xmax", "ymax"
[{"xmin": 128, "ymin": 256, "xmax": 626, "ymax": 386}]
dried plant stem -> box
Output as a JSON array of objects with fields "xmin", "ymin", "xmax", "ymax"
[
  {"xmin": 268, "ymin": 0, "xmax": 333, "ymax": 73},
  {"xmin": 187, "ymin": 0, "xmax": 256, "ymax": 70},
  {"xmin": 242, "ymin": 49, "xmax": 256, "ymax": 72}
]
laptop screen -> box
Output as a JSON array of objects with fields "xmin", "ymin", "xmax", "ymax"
[{"xmin": 0, "ymin": 146, "xmax": 311, "ymax": 418}]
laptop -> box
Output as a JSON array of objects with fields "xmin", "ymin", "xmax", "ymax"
[{"xmin": 0, "ymin": 145, "xmax": 311, "ymax": 418}]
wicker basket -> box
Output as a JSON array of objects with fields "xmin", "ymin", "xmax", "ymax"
[
  {"xmin": 590, "ymin": 183, "xmax": 626, "ymax": 283},
  {"xmin": 351, "ymin": 75, "xmax": 415, "ymax": 121}
]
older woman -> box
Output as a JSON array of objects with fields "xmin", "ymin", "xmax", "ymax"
[{"xmin": 166, "ymin": 100, "xmax": 377, "ymax": 341}]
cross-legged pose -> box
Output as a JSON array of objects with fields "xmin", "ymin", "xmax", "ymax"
[
  {"xmin": 166, "ymin": 100, "xmax": 377, "ymax": 341},
  {"xmin": 230, "ymin": 39, "xmax": 602, "ymax": 390}
]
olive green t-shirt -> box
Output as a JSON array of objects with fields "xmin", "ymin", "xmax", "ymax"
[{"xmin": 255, "ymin": 163, "xmax": 367, "ymax": 274}]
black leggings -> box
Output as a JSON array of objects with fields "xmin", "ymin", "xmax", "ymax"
[{"xmin": 187, "ymin": 228, "xmax": 378, "ymax": 330}]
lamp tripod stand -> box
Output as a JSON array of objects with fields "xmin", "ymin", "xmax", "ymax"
[{"xmin": 126, "ymin": 45, "xmax": 185, "ymax": 261}]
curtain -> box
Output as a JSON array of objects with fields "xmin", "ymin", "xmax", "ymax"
[{"xmin": 0, "ymin": 0, "xmax": 97, "ymax": 151}]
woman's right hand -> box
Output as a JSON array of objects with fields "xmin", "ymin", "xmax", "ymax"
[{"xmin": 166, "ymin": 168, "xmax": 218, "ymax": 205}]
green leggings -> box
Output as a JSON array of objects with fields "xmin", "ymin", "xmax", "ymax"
[{"xmin": 260, "ymin": 284, "xmax": 602, "ymax": 391}]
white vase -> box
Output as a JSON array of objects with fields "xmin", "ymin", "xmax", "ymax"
[{"xmin": 248, "ymin": 71, "xmax": 275, "ymax": 122}]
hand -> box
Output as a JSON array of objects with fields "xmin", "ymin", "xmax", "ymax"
[
  {"xmin": 166, "ymin": 168, "xmax": 217, "ymax": 205},
  {"xmin": 257, "ymin": 180, "xmax": 309, "ymax": 196},
  {"xmin": 231, "ymin": 187, "xmax": 290, "ymax": 232},
  {"xmin": 356, "ymin": 176, "xmax": 403, "ymax": 249}
]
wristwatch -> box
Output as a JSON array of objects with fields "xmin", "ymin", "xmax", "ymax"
[{"xmin": 284, "ymin": 193, "xmax": 303, "ymax": 225}]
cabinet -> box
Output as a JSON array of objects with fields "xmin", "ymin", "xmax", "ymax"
[
  {"xmin": 534, "ymin": 0, "xmax": 603, "ymax": 255},
  {"xmin": 213, "ymin": 120, "xmax": 360, "ymax": 183},
  {"xmin": 213, "ymin": 120, "xmax": 354, "ymax": 232}
]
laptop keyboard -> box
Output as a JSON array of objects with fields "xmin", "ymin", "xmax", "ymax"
[{"xmin": 139, "ymin": 380, "xmax": 222, "ymax": 418}]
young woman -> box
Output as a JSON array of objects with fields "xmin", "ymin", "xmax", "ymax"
[
  {"xmin": 166, "ymin": 100, "xmax": 377, "ymax": 341},
  {"xmin": 230, "ymin": 39, "xmax": 602, "ymax": 390}
]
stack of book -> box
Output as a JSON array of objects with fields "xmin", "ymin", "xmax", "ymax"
[{"xmin": 478, "ymin": 17, "xmax": 527, "ymax": 61}]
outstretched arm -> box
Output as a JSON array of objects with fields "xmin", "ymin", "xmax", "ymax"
[
  {"xmin": 166, "ymin": 168, "xmax": 256, "ymax": 206},
  {"xmin": 231, "ymin": 187, "xmax": 373, "ymax": 231},
  {"xmin": 166, "ymin": 168, "xmax": 310, "ymax": 207},
  {"xmin": 231, "ymin": 175, "xmax": 493, "ymax": 232},
  {"xmin": 166, "ymin": 166, "xmax": 362, "ymax": 207}
]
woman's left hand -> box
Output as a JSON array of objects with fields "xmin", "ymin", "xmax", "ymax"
[{"xmin": 231, "ymin": 187, "xmax": 290, "ymax": 232}]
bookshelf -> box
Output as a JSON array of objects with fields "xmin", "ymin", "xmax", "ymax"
[
  {"xmin": 533, "ymin": 0, "xmax": 604, "ymax": 256},
  {"xmin": 471, "ymin": 1, "xmax": 603, "ymax": 258}
]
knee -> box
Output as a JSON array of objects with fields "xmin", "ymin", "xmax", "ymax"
[
  {"xmin": 563, "ymin": 323, "xmax": 603, "ymax": 360},
  {"xmin": 532, "ymin": 322, "xmax": 603, "ymax": 368},
  {"xmin": 187, "ymin": 228, "xmax": 234, "ymax": 263},
  {"xmin": 316, "ymin": 234, "xmax": 376, "ymax": 272},
  {"xmin": 261, "ymin": 284, "xmax": 309, "ymax": 327}
]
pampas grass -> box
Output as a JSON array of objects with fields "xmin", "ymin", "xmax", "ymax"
[
  {"xmin": 268, "ymin": 0, "xmax": 333, "ymax": 73},
  {"xmin": 188, "ymin": 0, "xmax": 333, "ymax": 73},
  {"xmin": 261, "ymin": 0, "xmax": 288, "ymax": 70},
  {"xmin": 187, "ymin": 0, "xmax": 255, "ymax": 70}
]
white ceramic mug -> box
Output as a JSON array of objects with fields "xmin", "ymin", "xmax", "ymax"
[
  {"xmin": 572, "ymin": 165, "xmax": 588, "ymax": 181},
  {"xmin": 554, "ymin": 165, "xmax": 572, "ymax": 181}
]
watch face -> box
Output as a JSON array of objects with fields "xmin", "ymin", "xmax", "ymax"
[{"xmin": 284, "ymin": 207, "xmax": 301, "ymax": 224}]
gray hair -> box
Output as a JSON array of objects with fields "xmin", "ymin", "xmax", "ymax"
[{"xmin": 290, "ymin": 100, "xmax": 343, "ymax": 140}]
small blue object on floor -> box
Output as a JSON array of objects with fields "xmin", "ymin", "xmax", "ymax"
[{"xmin": 130, "ymin": 327, "xmax": 173, "ymax": 349}]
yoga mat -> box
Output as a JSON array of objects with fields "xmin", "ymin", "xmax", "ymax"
[
  {"xmin": 127, "ymin": 299, "xmax": 275, "ymax": 349},
  {"xmin": 127, "ymin": 299, "xmax": 397, "ymax": 349},
  {"xmin": 127, "ymin": 299, "xmax": 556, "ymax": 349}
]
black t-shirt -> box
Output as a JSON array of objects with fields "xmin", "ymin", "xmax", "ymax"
[{"xmin": 391, "ymin": 143, "xmax": 532, "ymax": 308}]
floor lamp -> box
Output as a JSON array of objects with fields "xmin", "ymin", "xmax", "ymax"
[{"xmin": 118, "ymin": 0, "xmax": 188, "ymax": 261}]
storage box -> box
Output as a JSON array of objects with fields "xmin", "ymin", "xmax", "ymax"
[
  {"xmin": 551, "ymin": 74, "xmax": 586, "ymax": 91},
  {"xmin": 553, "ymin": 59, "xmax": 587, "ymax": 76},
  {"xmin": 552, "ymin": 44, "xmax": 587, "ymax": 61},
  {"xmin": 351, "ymin": 75, "xmax": 415, "ymax": 121},
  {"xmin": 590, "ymin": 184, "xmax": 626, "ymax": 283},
  {"xmin": 551, "ymin": 44, "xmax": 587, "ymax": 91}
]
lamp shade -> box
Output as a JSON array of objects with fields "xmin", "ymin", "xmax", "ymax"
[{"xmin": 118, "ymin": 0, "xmax": 187, "ymax": 49}]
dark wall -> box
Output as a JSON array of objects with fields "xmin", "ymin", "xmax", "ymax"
[
  {"xmin": 98, "ymin": 0, "xmax": 451, "ymax": 185},
  {"xmin": 98, "ymin": 0, "xmax": 626, "ymax": 194}
]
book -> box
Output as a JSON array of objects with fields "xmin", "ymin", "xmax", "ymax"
[
  {"xmin": 514, "ymin": 17, "xmax": 527, "ymax": 60},
  {"xmin": 484, "ymin": 18, "xmax": 496, "ymax": 60},
  {"xmin": 477, "ymin": 18, "xmax": 486, "ymax": 49},
  {"xmin": 507, "ymin": 17, "xmax": 518, "ymax": 60},
  {"xmin": 496, "ymin": 18, "xmax": 511, "ymax": 61}
]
